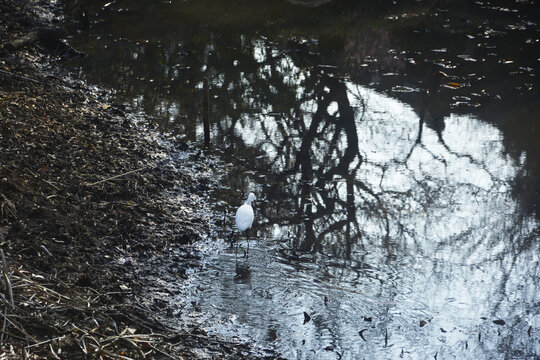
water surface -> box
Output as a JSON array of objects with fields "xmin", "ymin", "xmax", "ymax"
[{"xmin": 63, "ymin": 1, "xmax": 539, "ymax": 358}]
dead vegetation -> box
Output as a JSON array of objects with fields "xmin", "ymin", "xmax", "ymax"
[{"xmin": 0, "ymin": 255, "xmax": 168, "ymax": 359}]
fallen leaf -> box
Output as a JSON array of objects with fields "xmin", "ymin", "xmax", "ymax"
[
  {"xmin": 359, "ymin": 329, "xmax": 367, "ymax": 341},
  {"xmin": 444, "ymin": 82, "xmax": 461, "ymax": 89},
  {"xmin": 303, "ymin": 311, "xmax": 311, "ymax": 324}
]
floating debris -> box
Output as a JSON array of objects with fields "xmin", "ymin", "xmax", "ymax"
[
  {"xmin": 303, "ymin": 311, "xmax": 311, "ymax": 324},
  {"xmin": 444, "ymin": 82, "xmax": 462, "ymax": 89},
  {"xmin": 359, "ymin": 329, "xmax": 368, "ymax": 341},
  {"xmin": 392, "ymin": 85, "xmax": 419, "ymax": 93}
]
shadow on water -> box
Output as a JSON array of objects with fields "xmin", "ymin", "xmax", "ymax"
[{"xmin": 63, "ymin": 0, "xmax": 539, "ymax": 358}]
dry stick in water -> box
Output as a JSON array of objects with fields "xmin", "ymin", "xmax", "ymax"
[
  {"xmin": 203, "ymin": 77, "xmax": 210, "ymax": 146},
  {"xmin": 86, "ymin": 168, "xmax": 144, "ymax": 186}
]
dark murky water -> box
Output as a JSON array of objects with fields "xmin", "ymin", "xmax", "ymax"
[{"xmin": 63, "ymin": 0, "xmax": 539, "ymax": 358}]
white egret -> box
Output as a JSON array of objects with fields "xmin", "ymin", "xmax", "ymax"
[{"xmin": 235, "ymin": 192, "xmax": 255, "ymax": 256}]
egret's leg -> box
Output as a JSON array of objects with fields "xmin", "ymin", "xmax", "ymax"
[
  {"xmin": 235, "ymin": 232, "xmax": 239, "ymax": 259},
  {"xmin": 229, "ymin": 231, "xmax": 234, "ymax": 249},
  {"xmin": 246, "ymin": 228, "xmax": 250, "ymax": 258}
]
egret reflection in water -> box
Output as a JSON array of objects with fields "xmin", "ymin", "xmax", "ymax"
[{"xmin": 63, "ymin": 0, "xmax": 539, "ymax": 358}]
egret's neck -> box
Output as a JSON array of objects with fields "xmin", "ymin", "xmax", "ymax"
[{"xmin": 245, "ymin": 194, "xmax": 255, "ymax": 206}]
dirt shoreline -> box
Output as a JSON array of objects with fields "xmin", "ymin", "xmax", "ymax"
[{"xmin": 0, "ymin": 1, "xmax": 278, "ymax": 358}]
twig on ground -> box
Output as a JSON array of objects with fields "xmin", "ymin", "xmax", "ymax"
[
  {"xmin": 49, "ymin": 342, "xmax": 61, "ymax": 359},
  {"xmin": 86, "ymin": 168, "xmax": 144, "ymax": 186},
  {"xmin": 0, "ymin": 308, "xmax": 7, "ymax": 346},
  {"xmin": 0, "ymin": 193, "xmax": 17, "ymax": 219},
  {"xmin": 0, "ymin": 250, "xmax": 14, "ymax": 306},
  {"xmin": 24, "ymin": 335, "xmax": 66, "ymax": 349},
  {"xmin": 148, "ymin": 343, "xmax": 177, "ymax": 359},
  {"xmin": 0, "ymin": 68, "xmax": 40, "ymax": 84}
]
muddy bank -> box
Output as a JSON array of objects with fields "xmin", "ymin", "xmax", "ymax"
[{"xmin": 0, "ymin": 1, "xmax": 278, "ymax": 358}]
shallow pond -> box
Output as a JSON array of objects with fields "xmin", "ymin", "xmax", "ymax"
[{"xmin": 63, "ymin": 0, "xmax": 539, "ymax": 358}]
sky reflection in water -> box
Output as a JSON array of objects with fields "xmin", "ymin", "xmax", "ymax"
[{"xmin": 63, "ymin": 1, "xmax": 539, "ymax": 358}]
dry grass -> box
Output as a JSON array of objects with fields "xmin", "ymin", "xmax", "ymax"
[{"xmin": 0, "ymin": 249, "xmax": 178, "ymax": 359}]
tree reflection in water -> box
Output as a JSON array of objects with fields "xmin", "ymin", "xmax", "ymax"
[{"xmin": 205, "ymin": 41, "xmax": 538, "ymax": 358}]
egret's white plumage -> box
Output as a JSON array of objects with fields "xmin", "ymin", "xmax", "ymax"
[{"xmin": 236, "ymin": 193, "xmax": 255, "ymax": 232}]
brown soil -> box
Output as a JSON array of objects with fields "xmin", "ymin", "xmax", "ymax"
[{"xmin": 0, "ymin": 0, "xmax": 279, "ymax": 358}]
